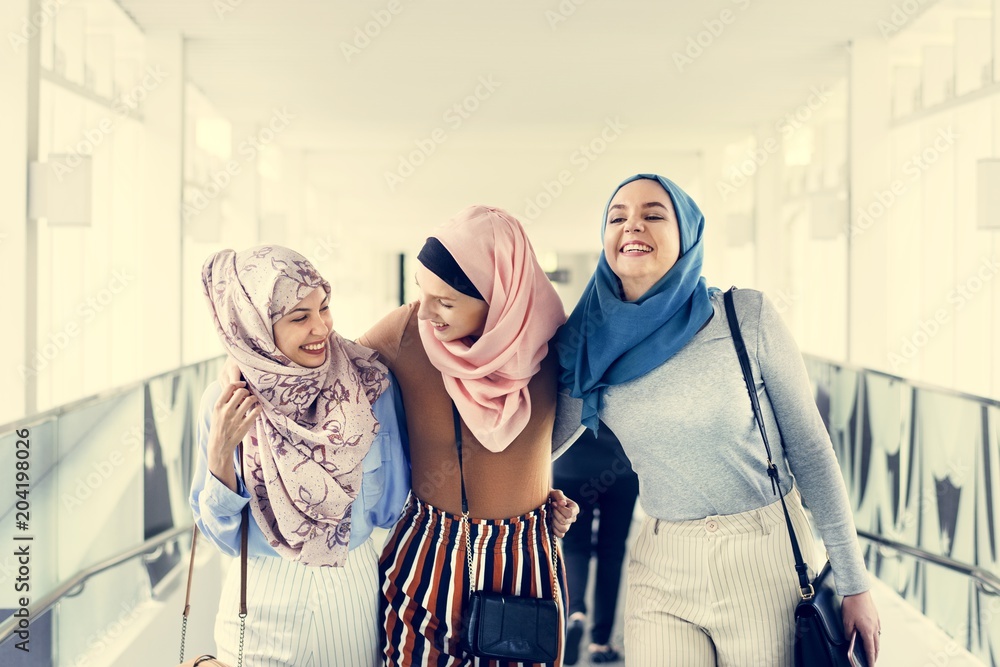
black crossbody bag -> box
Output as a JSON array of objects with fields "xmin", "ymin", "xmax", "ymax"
[
  {"xmin": 451, "ymin": 404, "xmax": 561, "ymax": 663},
  {"xmin": 724, "ymin": 288, "xmax": 868, "ymax": 667}
]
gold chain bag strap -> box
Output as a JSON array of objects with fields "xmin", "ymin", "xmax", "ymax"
[
  {"xmin": 177, "ymin": 445, "xmax": 250, "ymax": 667},
  {"xmin": 453, "ymin": 403, "xmax": 561, "ymax": 663}
]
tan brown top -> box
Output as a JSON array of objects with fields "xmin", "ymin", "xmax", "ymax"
[{"xmin": 359, "ymin": 302, "xmax": 558, "ymax": 519}]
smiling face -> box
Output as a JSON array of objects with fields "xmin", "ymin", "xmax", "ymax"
[
  {"xmin": 415, "ymin": 263, "xmax": 489, "ymax": 343},
  {"xmin": 603, "ymin": 178, "xmax": 682, "ymax": 302},
  {"xmin": 272, "ymin": 287, "xmax": 332, "ymax": 367}
]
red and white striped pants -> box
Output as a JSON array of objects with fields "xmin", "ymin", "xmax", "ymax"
[{"xmin": 379, "ymin": 493, "xmax": 567, "ymax": 666}]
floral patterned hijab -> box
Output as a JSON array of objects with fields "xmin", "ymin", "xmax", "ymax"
[{"xmin": 202, "ymin": 245, "xmax": 389, "ymax": 567}]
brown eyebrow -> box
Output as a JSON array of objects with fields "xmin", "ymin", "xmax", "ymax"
[
  {"xmin": 608, "ymin": 202, "xmax": 669, "ymax": 213},
  {"xmin": 288, "ymin": 295, "xmax": 330, "ymax": 314}
]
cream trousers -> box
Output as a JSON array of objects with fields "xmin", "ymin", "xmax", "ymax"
[
  {"xmin": 214, "ymin": 538, "xmax": 380, "ymax": 667},
  {"xmin": 625, "ymin": 490, "xmax": 822, "ymax": 666}
]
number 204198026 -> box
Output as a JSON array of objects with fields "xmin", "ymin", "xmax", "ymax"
[{"xmin": 15, "ymin": 428, "xmax": 30, "ymax": 512}]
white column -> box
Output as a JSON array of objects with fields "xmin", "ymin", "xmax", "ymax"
[
  {"xmin": 141, "ymin": 31, "xmax": 184, "ymax": 374},
  {"xmin": 848, "ymin": 38, "xmax": 892, "ymax": 369},
  {"xmin": 1, "ymin": 0, "xmax": 32, "ymax": 422},
  {"xmin": 701, "ymin": 138, "xmax": 756, "ymax": 287},
  {"xmin": 227, "ymin": 120, "xmax": 263, "ymax": 244},
  {"xmin": 281, "ymin": 148, "xmax": 306, "ymax": 247},
  {"xmin": 752, "ymin": 123, "xmax": 790, "ymax": 314}
]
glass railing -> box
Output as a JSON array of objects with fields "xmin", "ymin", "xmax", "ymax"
[
  {"xmin": 2, "ymin": 353, "xmax": 998, "ymax": 665},
  {"xmin": 0, "ymin": 357, "xmax": 221, "ymax": 665},
  {"xmin": 804, "ymin": 355, "xmax": 1000, "ymax": 667}
]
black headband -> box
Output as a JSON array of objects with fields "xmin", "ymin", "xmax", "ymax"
[{"xmin": 416, "ymin": 237, "xmax": 485, "ymax": 301}]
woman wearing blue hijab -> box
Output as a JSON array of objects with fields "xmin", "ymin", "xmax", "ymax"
[{"xmin": 557, "ymin": 174, "xmax": 880, "ymax": 665}]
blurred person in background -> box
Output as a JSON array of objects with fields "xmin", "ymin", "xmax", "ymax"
[{"xmin": 553, "ymin": 422, "xmax": 638, "ymax": 665}]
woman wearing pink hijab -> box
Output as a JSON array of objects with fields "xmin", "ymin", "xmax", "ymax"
[
  {"xmin": 191, "ymin": 245, "xmax": 410, "ymax": 666},
  {"xmin": 359, "ymin": 205, "xmax": 582, "ymax": 666}
]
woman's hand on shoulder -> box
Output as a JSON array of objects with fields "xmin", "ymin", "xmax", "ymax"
[
  {"xmin": 207, "ymin": 382, "xmax": 262, "ymax": 492},
  {"xmin": 842, "ymin": 590, "xmax": 880, "ymax": 664},
  {"xmin": 548, "ymin": 489, "xmax": 580, "ymax": 539}
]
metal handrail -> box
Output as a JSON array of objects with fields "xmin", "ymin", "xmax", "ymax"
[
  {"xmin": 0, "ymin": 524, "xmax": 192, "ymax": 647},
  {"xmin": 856, "ymin": 529, "xmax": 1000, "ymax": 595},
  {"xmin": 0, "ymin": 355, "xmax": 223, "ymax": 434},
  {"xmin": 802, "ymin": 353, "xmax": 1000, "ymax": 409},
  {"xmin": 2, "ymin": 523, "xmax": 995, "ymax": 649}
]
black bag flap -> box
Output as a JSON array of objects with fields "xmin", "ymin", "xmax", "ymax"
[
  {"xmin": 795, "ymin": 562, "xmax": 848, "ymax": 646},
  {"xmin": 472, "ymin": 592, "xmax": 559, "ymax": 661}
]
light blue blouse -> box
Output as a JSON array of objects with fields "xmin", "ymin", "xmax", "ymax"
[{"xmin": 189, "ymin": 376, "xmax": 411, "ymax": 558}]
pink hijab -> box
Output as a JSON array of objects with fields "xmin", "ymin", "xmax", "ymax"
[
  {"xmin": 202, "ymin": 245, "xmax": 389, "ymax": 567},
  {"xmin": 418, "ymin": 206, "xmax": 565, "ymax": 452}
]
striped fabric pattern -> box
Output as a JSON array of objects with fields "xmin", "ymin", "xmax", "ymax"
[
  {"xmin": 624, "ymin": 489, "xmax": 824, "ymax": 667},
  {"xmin": 380, "ymin": 494, "xmax": 567, "ymax": 666},
  {"xmin": 214, "ymin": 538, "xmax": 381, "ymax": 667}
]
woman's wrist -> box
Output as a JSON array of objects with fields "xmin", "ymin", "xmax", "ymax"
[
  {"xmin": 208, "ymin": 434, "xmax": 235, "ymax": 463},
  {"xmin": 209, "ymin": 451, "xmax": 235, "ymax": 472},
  {"xmin": 844, "ymin": 589, "xmax": 872, "ymax": 598},
  {"xmin": 208, "ymin": 447, "xmax": 239, "ymax": 492}
]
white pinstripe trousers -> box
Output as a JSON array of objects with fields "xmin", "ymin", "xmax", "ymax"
[
  {"xmin": 624, "ymin": 490, "xmax": 821, "ymax": 667},
  {"xmin": 214, "ymin": 538, "xmax": 381, "ymax": 667}
]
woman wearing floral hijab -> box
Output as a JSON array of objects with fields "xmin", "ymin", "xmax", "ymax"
[
  {"xmin": 360, "ymin": 205, "xmax": 581, "ymax": 666},
  {"xmin": 557, "ymin": 174, "xmax": 881, "ymax": 666},
  {"xmin": 190, "ymin": 245, "xmax": 409, "ymax": 666}
]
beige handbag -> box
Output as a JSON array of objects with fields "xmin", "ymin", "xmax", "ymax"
[{"xmin": 177, "ymin": 448, "xmax": 249, "ymax": 667}]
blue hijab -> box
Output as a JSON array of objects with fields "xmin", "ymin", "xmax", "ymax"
[{"xmin": 557, "ymin": 174, "xmax": 715, "ymax": 432}]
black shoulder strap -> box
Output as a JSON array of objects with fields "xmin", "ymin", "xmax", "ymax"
[
  {"xmin": 453, "ymin": 403, "xmax": 469, "ymax": 516},
  {"xmin": 238, "ymin": 445, "xmax": 249, "ymax": 618},
  {"xmin": 723, "ymin": 287, "xmax": 812, "ymax": 596}
]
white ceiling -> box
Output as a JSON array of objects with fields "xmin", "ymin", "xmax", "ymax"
[
  {"xmin": 117, "ymin": 0, "xmax": 924, "ymax": 152},
  {"xmin": 110, "ymin": 0, "xmax": 946, "ymax": 257}
]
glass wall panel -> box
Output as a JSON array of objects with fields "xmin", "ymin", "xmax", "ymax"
[
  {"xmin": 806, "ymin": 355, "xmax": 999, "ymax": 666},
  {"xmin": 0, "ymin": 357, "xmax": 219, "ymax": 665}
]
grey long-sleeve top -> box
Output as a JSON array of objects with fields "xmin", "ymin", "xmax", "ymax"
[{"xmin": 562, "ymin": 288, "xmax": 868, "ymax": 595}]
